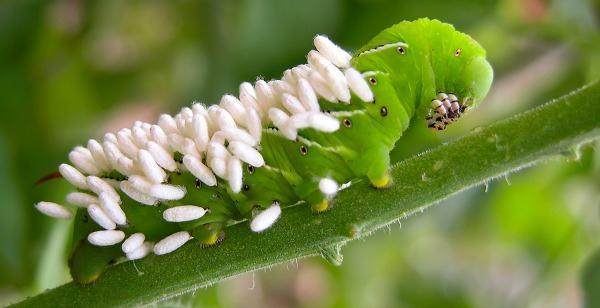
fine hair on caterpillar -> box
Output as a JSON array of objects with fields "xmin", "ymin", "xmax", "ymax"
[{"xmin": 33, "ymin": 18, "xmax": 493, "ymax": 283}]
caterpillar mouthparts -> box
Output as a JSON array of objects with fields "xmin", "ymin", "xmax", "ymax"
[{"xmin": 426, "ymin": 92, "xmax": 470, "ymax": 131}]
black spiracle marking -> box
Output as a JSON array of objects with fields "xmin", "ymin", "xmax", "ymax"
[
  {"xmin": 300, "ymin": 145, "xmax": 308, "ymax": 156},
  {"xmin": 380, "ymin": 106, "xmax": 388, "ymax": 117},
  {"xmin": 343, "ymin": 118, "xmax": 352, "ymax": 127}
]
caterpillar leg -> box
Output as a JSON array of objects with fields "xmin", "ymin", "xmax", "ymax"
[
  {"xmin": 363, "ymin": 147, "xmax": 392, "ymax": 188},
  {"xmin": 307, "ymin": 192, "xmax": 330, "ymax": 212},
  {"xmin": 371, "ymin": 172, "xmax": 391, "ymax": 189},
  {"xmin": 192, "ymin": 222, "xmax": 225, "ymax": 246},
  {"xmin": 305, "ymin": 178, "xmax": 340, "ymax": 212},
  {"xmin": 312, "ymin": 199, "xmax": 330, "ymax": 212}
]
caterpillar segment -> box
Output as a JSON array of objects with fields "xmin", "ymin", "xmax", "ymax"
[{"xmin": 34, "ymin": 18, "xmax": 493, "ymax": 283}]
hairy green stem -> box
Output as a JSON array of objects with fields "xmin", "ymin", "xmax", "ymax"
[{"xmin": 14, "ymin": 81, "xmax": 600, "ymax": 307}]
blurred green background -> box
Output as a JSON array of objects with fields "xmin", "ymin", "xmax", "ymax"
[{"xmin": 0, "ymin": 0, "xmax": 599, "ymax": 307}]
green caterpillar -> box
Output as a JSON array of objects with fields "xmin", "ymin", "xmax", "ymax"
[{"xmin": 34, "ymin": 18, "xmax": 493, "ymax": 283}]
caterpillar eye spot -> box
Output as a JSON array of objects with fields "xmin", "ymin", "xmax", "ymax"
[
  {"xmin": 397, "ymin": 47, "xmax": 406, "ymax": 54},
  {"xmin": 369, "ymin": 77, "xmax": 377, "ymax": 85},
  {"xmin": 247, "ymin": 165, "xmax": 255, "ymax": 174},
  {"xmin": 343, "ymin": 118, "xmax": 352, "ymax": 127},
  {"xmin": 380, "ymin": 106, "xmax": 388, "ymax": 117},
  {"xmin": 195, "ymin": 178, "xmax": 201, "ymax": 189},
  {"xmin": 454, "ymin": 48, "xmax": 462, "ymax": 57},
  {"xmin": 300, "ymin": 145, "xmax": 308, "ymax": 156},
  {"xmin": 242, "ymin": 184, "xmax": 250, "ymax": 192}
]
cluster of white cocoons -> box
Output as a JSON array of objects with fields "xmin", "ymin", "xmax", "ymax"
[{"xmin": 35, "ymin": 35, "xmax": 369, "ymax": 258}]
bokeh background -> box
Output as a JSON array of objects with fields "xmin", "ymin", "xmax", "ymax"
[{"xmin": 1, "ymin": 0, "xmax": 599, "ymax": 307}]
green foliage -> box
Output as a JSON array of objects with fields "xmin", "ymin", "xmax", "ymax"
[
  {"xmin": 14, "ymin": 81, "xmax": 599, "ymax": 307},
  {"xmin": 582, "ymin": 249, "xmax": 600, "ymax": 308}
]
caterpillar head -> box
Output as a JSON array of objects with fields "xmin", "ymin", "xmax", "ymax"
[
  {"xmin": 352, "ymin": 18, "xmax": 493, "ymax": 131},
  {"xmin": 425, "ymin": 31, "xmax": 493, "ymax": 131}
]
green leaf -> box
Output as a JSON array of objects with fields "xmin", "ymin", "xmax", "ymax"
[
  {"xmin": 13, "ymin": 80, "xmax": 600, "ymax": 307},
  {"xmin": 0, "ymin": 134, "xmax": 26, "ymax": 285}
]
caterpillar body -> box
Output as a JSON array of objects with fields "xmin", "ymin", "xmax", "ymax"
[{"xmin": 35, "ymin": 18, "xmax": 493, "ymax": 283}]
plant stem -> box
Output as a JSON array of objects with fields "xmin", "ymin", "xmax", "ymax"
[{"xmin": 14, "ymin": 81, "xmax": 600, "ymax": 307}]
